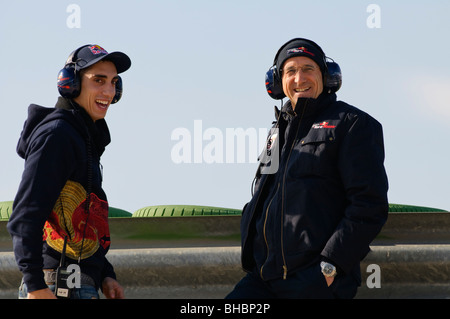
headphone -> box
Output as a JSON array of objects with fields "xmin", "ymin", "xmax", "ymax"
[
  {"xmin": 57, "ymin": 45, "xmax": 123, "ymax": 104},
  {"xmin": 265, "ymin": 38, "xmax": 342, "ymax": 100}
]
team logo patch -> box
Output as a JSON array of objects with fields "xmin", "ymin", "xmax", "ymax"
[
  {"xmin": 89, "ymin": 45, "xmax": 108, "ymax": 55},
  {"xmin": 312, "ymin": 121, "xmax": 336, "ymax": 129},
  {"xmin": 287, "ymin": 46, "xmax": 315, "ymax": 56}
]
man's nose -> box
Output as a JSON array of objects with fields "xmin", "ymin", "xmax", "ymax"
[
  {"xmin": 294, "ymin": 70, "xmax": 306, "ymax": 83},
  {"xmin": 103, "ymin": 83, "xmax": 115, "ymax": 98}
]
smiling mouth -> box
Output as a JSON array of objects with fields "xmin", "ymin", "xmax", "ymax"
[
  {"xmin": 294, "ymin": 87, "xmax": 311, "ymax": 93},
  {"xmin": 95, "ymin": 100, "xmax": 110, "ymax": 109}
]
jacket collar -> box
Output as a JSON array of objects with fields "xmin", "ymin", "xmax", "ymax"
[
  {"xmin": 55, "ymin": 97, "xmax": 111, "ymax": 156},
  {"xmin": 279, "ymin": 92, "xmax": 336, "ymax": 121}
]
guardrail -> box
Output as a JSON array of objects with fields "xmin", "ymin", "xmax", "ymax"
[{"xmin": 2, "ymin": 245, "xmax": 450, "ymax": 299}]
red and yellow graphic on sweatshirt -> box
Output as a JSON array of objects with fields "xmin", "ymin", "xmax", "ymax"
[{"xmin": 43, "ymin": 180, "xmax": 110, "ymax": 260}]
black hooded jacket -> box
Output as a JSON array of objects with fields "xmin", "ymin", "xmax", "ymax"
[
  {"xmin": 240, "ymin": 92, "xmax": 389, "ymax": 282},
  {"xmin": 7, "ymin": 97, "xmax": 115, "ymax": 292}
]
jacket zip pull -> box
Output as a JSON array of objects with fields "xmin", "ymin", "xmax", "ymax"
[{"xmin": 283, "ymin": 265, "xmax": 288, "ymax": 280}]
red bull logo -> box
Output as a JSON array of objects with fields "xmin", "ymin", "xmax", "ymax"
[
  {"xmin": 89, "ymin": 45, "xmax": 108, "ymax": 55},
  {"xmin": 287, "ymin": 46, "xmax": 315, "ymax": 57}
]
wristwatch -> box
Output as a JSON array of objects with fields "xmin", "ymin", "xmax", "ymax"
[{"xmin": 320, "ymin": 261, "xmax": 337, "ymax": 278}]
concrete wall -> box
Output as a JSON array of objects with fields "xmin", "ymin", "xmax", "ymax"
[{"xmin": 1, "ymin": 212, "xmax": 450, "ymax": 299}]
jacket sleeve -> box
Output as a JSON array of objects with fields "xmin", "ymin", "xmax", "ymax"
[
  {"xmin": 7, "ymin": 122, "xmax": 77, "ymax": 292},
  {"xmin": 321, "ymin": 112, "xmax": 389, "ymax": 274},
  {"xmin": 101, "ymin": 257, "xmax": 117, "ymax": 282}
]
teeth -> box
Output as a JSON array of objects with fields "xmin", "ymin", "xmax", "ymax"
[
  {"xmin": 295, "ymin": 88, "xmax": 310, "ymax": 92},
  {"xmin": 96, "ymin": 100, "xmax": 109, "ymax": 105}
]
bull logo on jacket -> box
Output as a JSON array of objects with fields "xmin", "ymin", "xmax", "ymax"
[{"xmin": 43, "ymin": 180, "xmax": 110, "ymax": 260}]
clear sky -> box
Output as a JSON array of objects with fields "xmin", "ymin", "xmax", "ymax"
[{"xmin": 1, "ymin": 0, "xmax": 449, "ymax": 214}]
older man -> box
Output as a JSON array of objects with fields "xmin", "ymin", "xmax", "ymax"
[{"xmin": 227, "ymin": 38, "xmax": 389, "ymax": 299}]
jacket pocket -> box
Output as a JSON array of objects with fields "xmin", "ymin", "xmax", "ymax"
[
  {"xmin": 300, "ymin": 128, "xmax": 336, "ymax": 150},
  {"xmin": 287, "ymin": 128, "xmax": 337, "ymax": 178}
]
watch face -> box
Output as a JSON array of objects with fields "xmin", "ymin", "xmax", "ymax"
[
  {"xmin": 324, "ymin": 264, "xmax": 333, "ymax": 274},
  {"xmin": 321, "ymin": 262, "xmax": 336, "ymax": 276}
]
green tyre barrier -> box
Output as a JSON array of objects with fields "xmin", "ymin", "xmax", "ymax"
[
  {"xmin": 108, "ymin": 207, "xmax": 133, "ymax": 218},
  {"xmin": 388, "ymin": 203, "xmax": 447, "ymax": 213},
  {"xmin": 0, "ymin": 200, "xmax": 131, "ymax": 220},
  {"xmin": 0, "ymin": 201, "xmax": 13, "ymax": 221},
  {"xmin": 0, "ymin": 201, "xmax": 448, "ymax": 221},
  {"xmin": 132, "ymin": 205, "xmax": 242, "ymax": 217}
]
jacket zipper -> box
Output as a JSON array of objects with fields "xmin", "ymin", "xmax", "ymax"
[
  {"xmin": 279, "ymin": 101, "xmax": 307, "ymax": 280},
  {"xmin": 250, "ymin": 102, "xmax": 306, "ymax": 280},
  {"xmin": 260, "ymin": 182, "xmax": 280, "ymax": 280}
]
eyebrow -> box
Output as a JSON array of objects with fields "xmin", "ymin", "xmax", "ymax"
[
  {"xmin": 88, "ymin": 74, "xmax": 119, "ymax": 81},
  {"xmin": 285, "ymin": 64, "xmax": 316, "ymax": 70}
]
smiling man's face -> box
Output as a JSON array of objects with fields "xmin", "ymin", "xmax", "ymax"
[
  {"xmin": 281, "ymin": 56, "xmax": 323, "ymax": 109},
  {"xmin": 74, "ymin": 60, "xmax": 119, "ymax": 122}
]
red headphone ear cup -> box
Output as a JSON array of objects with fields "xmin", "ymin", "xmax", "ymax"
[{"xmin": 57, "ymin": 66, "xmax": 81, "ymax": 98}]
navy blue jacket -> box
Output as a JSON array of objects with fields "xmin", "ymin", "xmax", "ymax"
[
  {"xmin": 240, "ymin": 92, "xmax": 389, "ymax": 282},
  {"xmin": 7, "ymin": 97, "xmax": 115, "ymax": 292}
]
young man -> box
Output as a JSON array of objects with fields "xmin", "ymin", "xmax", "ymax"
[
  {"xmin": 227, "ymin": 38, "xmax": 389, "ymax": 299},
  {"xmin": 7, "ymin": 44, "xmax": 131, "ymax": 299}
]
